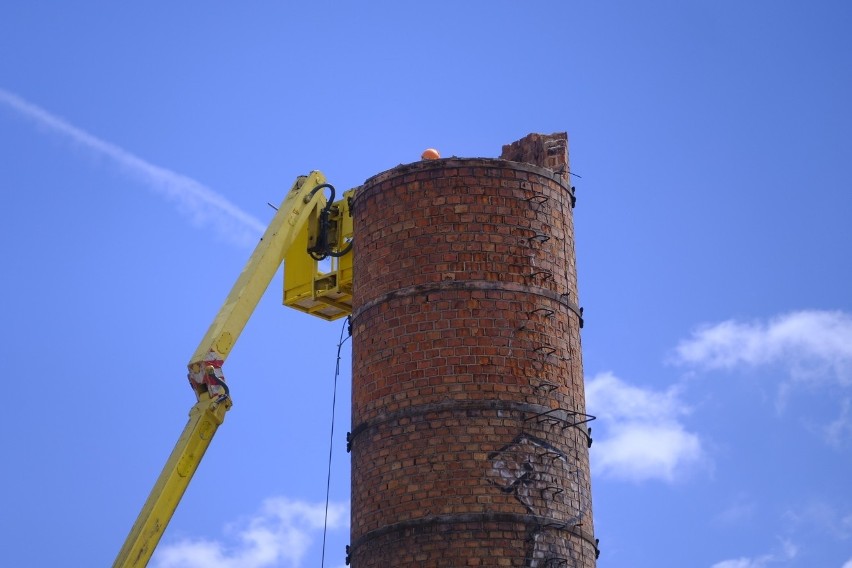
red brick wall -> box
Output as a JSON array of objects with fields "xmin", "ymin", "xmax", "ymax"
[
  {"xmin": 349, "ymin": 134, "xmax": 596, "ymax": 567},
  {"xmin": 501, "ymin": 132, "xmax": 571, "ymax": 176}
]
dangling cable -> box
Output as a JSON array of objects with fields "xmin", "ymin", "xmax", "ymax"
[{"xmin": 321, "ymin": 316, "xmax": 351, "ymax": 568}]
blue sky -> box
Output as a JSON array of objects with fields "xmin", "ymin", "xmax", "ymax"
[{"xmin": 1, "ymin": 2, "xmax": 850, "ymax": 567}]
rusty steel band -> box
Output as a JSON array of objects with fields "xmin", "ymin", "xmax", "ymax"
[
  {"xmin": 350, "ymin": 279, "xmax": 582, "ymax": 326},
  {"xmin": 349, "ymin": 511, "xmax": 599, "ymax": 557},
  {"xmin": 348, "ymin": 399, "xmax": 590, "ymax": 452}
]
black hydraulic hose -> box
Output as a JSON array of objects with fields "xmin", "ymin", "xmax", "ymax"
[
  {"xmin": 308, "ymin": 183, "xmax": 337, "ymax": 260},
  {"xmin": 309, "ymin": 183, "xmax": 336, "ymax": 206},
  {"xmin": 205, "ymin": 366, "xmax": 230, "ymax": 396},
  {"xmin": 326, "ymin": 240, "xmax": 353, "ymax": 258}
]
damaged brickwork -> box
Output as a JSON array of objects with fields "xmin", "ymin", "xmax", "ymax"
[{"xmin": 349, "ymin": 133, "xmax": 596, "ymax": 567}]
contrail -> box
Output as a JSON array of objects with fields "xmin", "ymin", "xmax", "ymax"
[{"xmin": 0, "ymin": 87, "xmax": 266, "ymax": 247}]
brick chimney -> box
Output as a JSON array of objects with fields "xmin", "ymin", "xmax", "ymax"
[{"xmin": 348, "ymin": 133, "xmax": 596, "ymax": 567}]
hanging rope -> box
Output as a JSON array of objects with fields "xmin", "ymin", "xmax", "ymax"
[{"xmin": 321, "ymin": 316, "xmax": 351, "ymax": 568}]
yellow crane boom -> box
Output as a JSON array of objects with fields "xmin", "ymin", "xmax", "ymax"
[{"xmin": 113, "ymin": 171, "xmax": 352, "ymax": 567}]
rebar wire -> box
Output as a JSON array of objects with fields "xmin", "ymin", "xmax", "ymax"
[{"xmin": 321, "ymin": 316, "xmax": 351, "ymax": 568}]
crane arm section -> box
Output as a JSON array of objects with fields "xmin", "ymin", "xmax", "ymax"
[
  {"xmin": 113, "ymin": 171, "xmax": 330, "ymax": 568},
  {"xmin": 186, "ymin": 170, "xmax": 329, "ymax": 398}
]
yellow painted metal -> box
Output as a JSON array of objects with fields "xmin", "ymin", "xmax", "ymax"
[
  {"xmin": 333, "ymin": 188, "xmax": 355, "ymax": 299},
  {"xmin": 189, "ymin": 171, "xmax": 329, "ymax": 371},
  {"xmin": 283, "ymin": 188, "xmax": 355, "ymax": 321},
  {"xmin": 282, "ymin": 206, "xmax": 318, "ymax": 312},
  {"xmin": 113, "ymin": 171, "xmax": 331, "ymax": 568},
  {"xmin": 112, "ymin": 393, "xmax": 229, "ymax": 568}
]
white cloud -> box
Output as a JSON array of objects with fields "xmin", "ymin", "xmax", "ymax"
[
  {"xmin": 674, "ymin": 310, "xmax": 852, "ymax": 387},
  {"xmin": 714, "ymin": 494, "xmax": 756, "ymax": 525},
  {"xmin": 783, "ymin": 501, "xmax": 852, "ymax": 541},
  {"xmin": 710, "ymin": 539, "xmax": 797, "ymax": 568},
  {"xmin": 151, "ymin": 497, "xmax": 347, "ymax": 568},
  {"xmin": 825, "ymin": 398, "xmax": 852, "ymax": 447},
  {"xmin": 675, "ymin": 310, "xmax": 852, "ymax": 437},
  {"xmin": 585, "ymin": 372, "xmax": 703, "ymax": 482},
  {"xmin": 0, "ymin": 87, "xmax": 266, "ymax": 247},
  {"xmin": 842, "ymin": 560, "xmax": 852, "ymax": 568},
  {"xmin": 712, "ymin": 560, "xmax": 757, "ymax": 568}
]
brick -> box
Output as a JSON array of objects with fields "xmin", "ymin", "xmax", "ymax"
[{"xmin": 349, "ymin": 134, "xmax": 596, "ymax": 567}]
